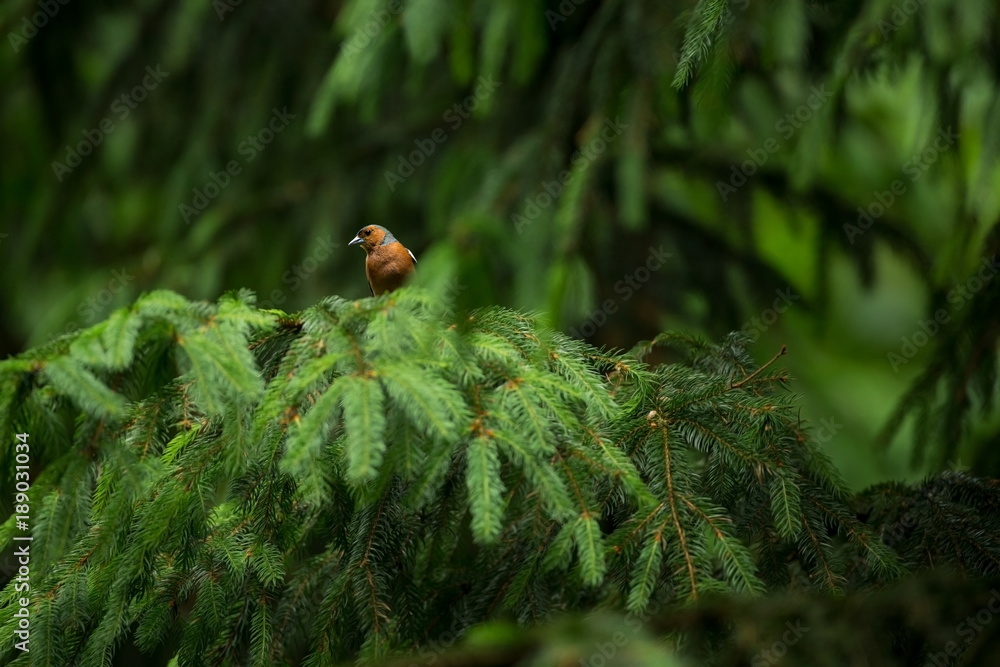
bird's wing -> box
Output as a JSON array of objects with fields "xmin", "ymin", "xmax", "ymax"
[
  {"xmin": 368, "ymin": 280, "xmax": 375, "ymax": 297},
  {"xmin": 408, "ymin": 248, "xmax": 417, "ymax": 266}
]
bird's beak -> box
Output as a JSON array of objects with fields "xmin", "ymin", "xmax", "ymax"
[{"xmin": 348, "ymin": 236, "xmax": 363, "ymax": 246}]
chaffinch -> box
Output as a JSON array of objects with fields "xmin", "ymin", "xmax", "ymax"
[{"xmin": 348, "ymin": 225, "xmax": 417, "ymax": 296}]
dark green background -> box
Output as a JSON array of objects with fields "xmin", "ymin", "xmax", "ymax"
[{"xmin": 3, "ymin": 0, "xmax": 999, "ymax": 488}]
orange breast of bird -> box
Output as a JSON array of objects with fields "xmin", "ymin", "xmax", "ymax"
[{"xmin": 366, "ymin": 241, "xmax": 416, "ymax": 296}]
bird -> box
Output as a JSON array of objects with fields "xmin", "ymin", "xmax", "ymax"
[{"xmin": 348, "ymin": 225, "xmax": 417, "ymax": 296}]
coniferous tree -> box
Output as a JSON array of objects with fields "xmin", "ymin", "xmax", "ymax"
[
  {"xmin": 2, "ymin": 287, "xmax": 996, "ymax": 666},
  {"xmin": 5, "ymin": 0, "xmax": 1000, "ymax": 481}
]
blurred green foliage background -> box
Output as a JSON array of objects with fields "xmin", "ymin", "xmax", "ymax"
[{"xmin": 2, "ymin": 0, "xmax": 999, "ymax": 489}]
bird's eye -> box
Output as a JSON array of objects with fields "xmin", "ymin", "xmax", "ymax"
[{"xmin": 364, "ymin": 229, "xmax": 371, "ymax": 236}]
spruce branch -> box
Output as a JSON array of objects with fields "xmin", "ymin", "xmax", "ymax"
[
  {"xmin": 730, "ymin": 345, "xmax": 788, "ymax": 390},
  {"xmin": 0, "ymin": 289, "xmax": 995, "ymax": 665}
]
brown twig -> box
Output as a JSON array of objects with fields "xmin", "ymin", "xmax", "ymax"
[{"xmin": 731, "ymin": 345, "xmax": 787, "ymax": 389}]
